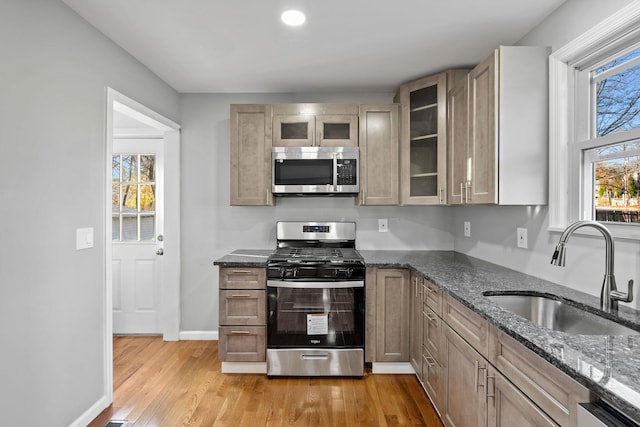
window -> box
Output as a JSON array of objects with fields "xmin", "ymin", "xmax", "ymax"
[
  {"xmin": 581, "ymin": 45, "xmax": 640, "ymax": 224},
  {"xmin": 112, "ymin": 153, "xmax": 156, "ymax": 241},
  {"xmin": 549, "ymin": 2, "xmax": 640, "ymax": 236}
]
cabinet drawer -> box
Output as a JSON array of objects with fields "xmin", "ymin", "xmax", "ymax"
[
  {"xmin": 422, "ymin": 346, "xmax": 445, "ymax": 414},
  {"xmin": 443, "ymin": 294, "xmax": 489, "ymax": 357},
  {"xmin": 218, "ymin": 326, "xmax": 266, "ymax": 362},
  {"xmin": 219, "ymin": 290, "xmax": 266, "ymax": 325},
  {"xmin": 219, "ymin": 267, "xmax": 266, "ymax": 289},
  {"xmin": 423, "ymin": 304, "xmax": 442, "ymax": 362},
  {"xmin": 489, "ymin": 326, "xmax": 593, "ymax": 427},
  {"xmin": 423, "ymin": 279, "xmax": 443, "ymax": 316}
]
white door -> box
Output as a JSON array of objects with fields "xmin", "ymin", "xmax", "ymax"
[{"xmin": 112, "ymin": 139, "xmax": 165, "ymax": 334}]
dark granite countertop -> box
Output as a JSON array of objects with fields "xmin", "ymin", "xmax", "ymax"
[
  {"xmin": 213, "ymin": 249, "xmax": 272, "ymax": 266},
  {"xmin": 214, "ymin": 249, "xmax": 640, "ymax": 422}
]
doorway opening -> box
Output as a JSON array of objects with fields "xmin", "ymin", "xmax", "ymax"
[{"xmin": 104, "ymin": 88, "xmax": 181, "ymax": 403}]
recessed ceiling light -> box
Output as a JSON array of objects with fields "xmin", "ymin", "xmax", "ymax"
[{"xmin": 281, "ymin": 9, "xmax": 306, "ymax": 27}]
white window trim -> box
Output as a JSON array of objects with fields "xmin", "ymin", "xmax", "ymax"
[{"xmin": 549, "ymin": 1, "xmax": 640, "ymax": 240}]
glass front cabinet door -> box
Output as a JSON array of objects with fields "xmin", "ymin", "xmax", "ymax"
[
  {"xmin": 396, "ymin": 70, "xmax": 467, "ymax": 205},
  {"xmin": 273, "ymin": 106, "xmax": 359, "ymax": 147}
]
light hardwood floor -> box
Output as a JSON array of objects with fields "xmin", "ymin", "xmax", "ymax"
[{"xmin": 89, "ymin": 336, "xmax": 444, "ymax": 427}]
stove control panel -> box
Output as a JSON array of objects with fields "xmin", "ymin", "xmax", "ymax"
[{"xmin": 302, "ymin": 225, "xmax": 329, "ymax": 233}]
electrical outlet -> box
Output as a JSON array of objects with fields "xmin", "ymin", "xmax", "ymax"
[
  {"xmin": 378, "ymin": 218, "xmax": 388, "ymax": 233},
  {"xmin": 517, "ymin": 227, "xmax": 528, "ymax": 249},
  {"xmin": 464, "ymin": 221, "xmax": 471, "ymax": 237}
]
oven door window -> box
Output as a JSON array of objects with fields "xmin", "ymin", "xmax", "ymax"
[
  {"xmin": 273, "ymin": 159, "xmax": 333, "ymax": 186},
  {"xmin": 267, "ymin": 286, "xmax": 364, "ymax": 348}
]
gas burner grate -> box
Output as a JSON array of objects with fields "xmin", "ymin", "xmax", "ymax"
[{"xmin": 288, "ymin": 248, "xmax": 343, "ymax": 259}]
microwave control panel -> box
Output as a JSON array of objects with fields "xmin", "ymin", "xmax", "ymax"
[{"xmin": 336, "ymin": 159, "xmax": 357, "ymax": 185}]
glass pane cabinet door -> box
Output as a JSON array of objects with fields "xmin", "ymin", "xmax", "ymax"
[
  {"xmin": 273, "ymin": 114, "xmax": 358, "ymax": 147},
  {"xmin": 409, "ymin": 85, "xmax": 439, "ymax": 198},
  {"xmin": 399, "ymin": 72, "xmax": 448, "ymax": 205},
  {"xmin": 316, "ymin": 115, "xmax": 358, "ymax": 147},
  {"xmin": 273, "ymin": 115, "xmax": 315, "ymax": 146}
]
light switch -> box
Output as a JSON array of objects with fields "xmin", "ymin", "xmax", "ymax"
[
  {"xmin": 76, "ymin": 227, "xmax": 94, "ymax": 250},
  {"xmin": 464, "ymin": 221, "xmax": 471, "ymax": 237}
]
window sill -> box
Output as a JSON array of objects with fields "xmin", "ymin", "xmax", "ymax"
[{"xmin": 548, "ymin": 223, "xmax": 640, "ymax": 241}]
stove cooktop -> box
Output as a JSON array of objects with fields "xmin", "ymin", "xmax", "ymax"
[{"xmin": 268, "ymin": 247, "xmax": 364, "ymax": 265}]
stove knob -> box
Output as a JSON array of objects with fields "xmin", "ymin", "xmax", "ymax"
[
  {"xmin": 279, "ymin": 268, "xmax": 287, "ymax": 278},
  {"xmin": 346, "ymin": 268, "xmax": 354, "ymax": 278},
  {"xmin": 293, "ymin": 268, "xmax": 299, "ymax": 278}
]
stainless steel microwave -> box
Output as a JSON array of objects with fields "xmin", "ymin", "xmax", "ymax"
[{"xmin": 271, "ymin": 146, "xmax": 359, "ymax": 195}]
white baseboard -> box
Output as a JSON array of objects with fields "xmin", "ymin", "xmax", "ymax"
[
  {"xmin": 221, "ymin": 362, "xmax": 267, "ymax": 374},
  {"xmin": 69, "ymin": 395, "xmax": 110, "ymax": 427},
  {"xmin": 371, "ymin": 362, "xmax": 415, "ymax": 374},
  {"xmin": 179, "ymin": 330, "xmax": 218, "ymax": 340}
]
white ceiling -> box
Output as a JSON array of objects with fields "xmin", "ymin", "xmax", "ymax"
[{"xmin": 61, "ymin": 0, "xmax": 566, "ymax": 93}]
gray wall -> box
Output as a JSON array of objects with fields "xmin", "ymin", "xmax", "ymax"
[
  {"xmin": 180, "ymin": 92, "xmax": 454, "ymax": 331},
  {"xmin": 2, "ymin": 0, "xmax": 639, "ymax": 424},
  {"xmin": 452, "ymin": 0, "xmax": 640, "ymax": 308},
  {"xmin": 0, "ymin": 0, "xmax": 179, "ymax": 425}
]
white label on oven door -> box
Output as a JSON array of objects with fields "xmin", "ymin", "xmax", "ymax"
[{"xmin": 307, "ymin": 313, "xmax": 328, "ymax": 335}]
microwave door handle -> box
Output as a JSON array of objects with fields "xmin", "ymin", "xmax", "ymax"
[{"xmin": 333, "ymin": 153, "xmax": 338, "ymax": 190}]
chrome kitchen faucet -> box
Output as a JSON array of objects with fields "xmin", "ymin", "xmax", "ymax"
[{"xmin": 551, "ymin": 220, "xmax": 634, "ymax": 313}]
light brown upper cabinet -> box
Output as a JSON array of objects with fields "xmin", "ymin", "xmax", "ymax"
[
  {"xmin": 358, "ymin": 104, "xmax": 399, "ymax": 205},
  {"xmin": 272, "ymin": 104, "xmax": 358, "ymax": 147},
  {"xmin": 396, "ymin": 70, "xmax": 468, "ymax": 205},
  {"xmin": 230, "ymin": 104, "xmax": 273, "ymax": 206},
  {"xmin": 447, "ymin": 46, "xmax": 550, "ymax": 205}
]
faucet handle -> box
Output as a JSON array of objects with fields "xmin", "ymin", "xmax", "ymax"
[{"xmin": 611, "ymin": 280, "xmax": 634, "ymax": 303}]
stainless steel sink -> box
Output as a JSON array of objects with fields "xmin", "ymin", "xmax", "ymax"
[{"xmin": 484, "ymin": 292, "xmax": 640, "ymax": 335}]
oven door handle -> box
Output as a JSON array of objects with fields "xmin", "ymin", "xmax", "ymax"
[{"xmin": 267, "ymin": 280, "xmax": 364, "ymax": 289}]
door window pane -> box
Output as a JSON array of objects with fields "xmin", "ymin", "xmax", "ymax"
[
  {"xmin": 140, "ymin": 184, "xmax": 155, "ymax": 212},
  {"xmin": 122, "ymin": 215, "xmax": 138, "ymax": 241},
  {"xmin": 112, "ymin": 153, "xmax": 156, "ymax": 241}
]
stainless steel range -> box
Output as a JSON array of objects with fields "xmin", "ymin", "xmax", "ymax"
[{"xmin": 266, "ymin": 221, "xmax": 365, "ymax": 377}]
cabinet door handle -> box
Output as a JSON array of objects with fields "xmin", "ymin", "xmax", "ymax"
[
  {"xmin": 475, "ymin": 361, "xmax": 487, "ymax": 392},
  {"xmin": 439, "ymin": 186, "xmax": 443, "ymax": 204},
  {"xmin": 485, "ymin": 373, "xmax": 496, "ymax": 402},
  {"xmin": 460, "ymin": 183, "xmax": 464, "ymax": 204},
  {"xmin": 465, "ymin": 181, "xmax": 470, "ymax": 203},
  {"xmin": 230, "ymin": 330, "xmax": 251, "ymax": 335}
]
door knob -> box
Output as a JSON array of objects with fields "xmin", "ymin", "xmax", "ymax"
[{"xmin": 156, "ymin": 248, "xmax": 164, "ymax": 256}]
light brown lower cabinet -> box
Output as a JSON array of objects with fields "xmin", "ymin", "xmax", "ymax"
[
  {"xmin": 442, "ymin": 323, "xmax": 488, "ymax": 427},
  {"xmin": 218, "ymin": 267, "xmax": 267, "ymax": 362},
  {"xmin": 400, "ymin": 272, "xmax": 595, "ymax": 427},
  {"xmin": 218, "ymin": 326, "xmax": 266, "ymax": 362},
  {"xmin": 489, "ymin": 369, "xmax": 559, "ymax": 427},
  {"xmin": 375, "ymin": 269, "xmax": 410, "ymax": 361}
]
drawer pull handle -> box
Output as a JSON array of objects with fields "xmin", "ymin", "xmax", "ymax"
[
  {"xmin": 231, "ymin": 270, "xmax": 253, "ymax": 274},
  {"xmin": 425, "ymin": 312, "xmax": 437, "ymax": 321},
  {"xmin": 230, "ymin": 294, "xmax": 252, "ymax": 298},
  {"xmin": 423, "ymin": 354, "xmax": 436, "ymax": 368},
  {"xmin": 230, "ymin": 330, "xmax": 251, "ymax": 335},
  {"xmin": 302, "ymin": 354, "xmax": 329, "ymax": 360}
]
